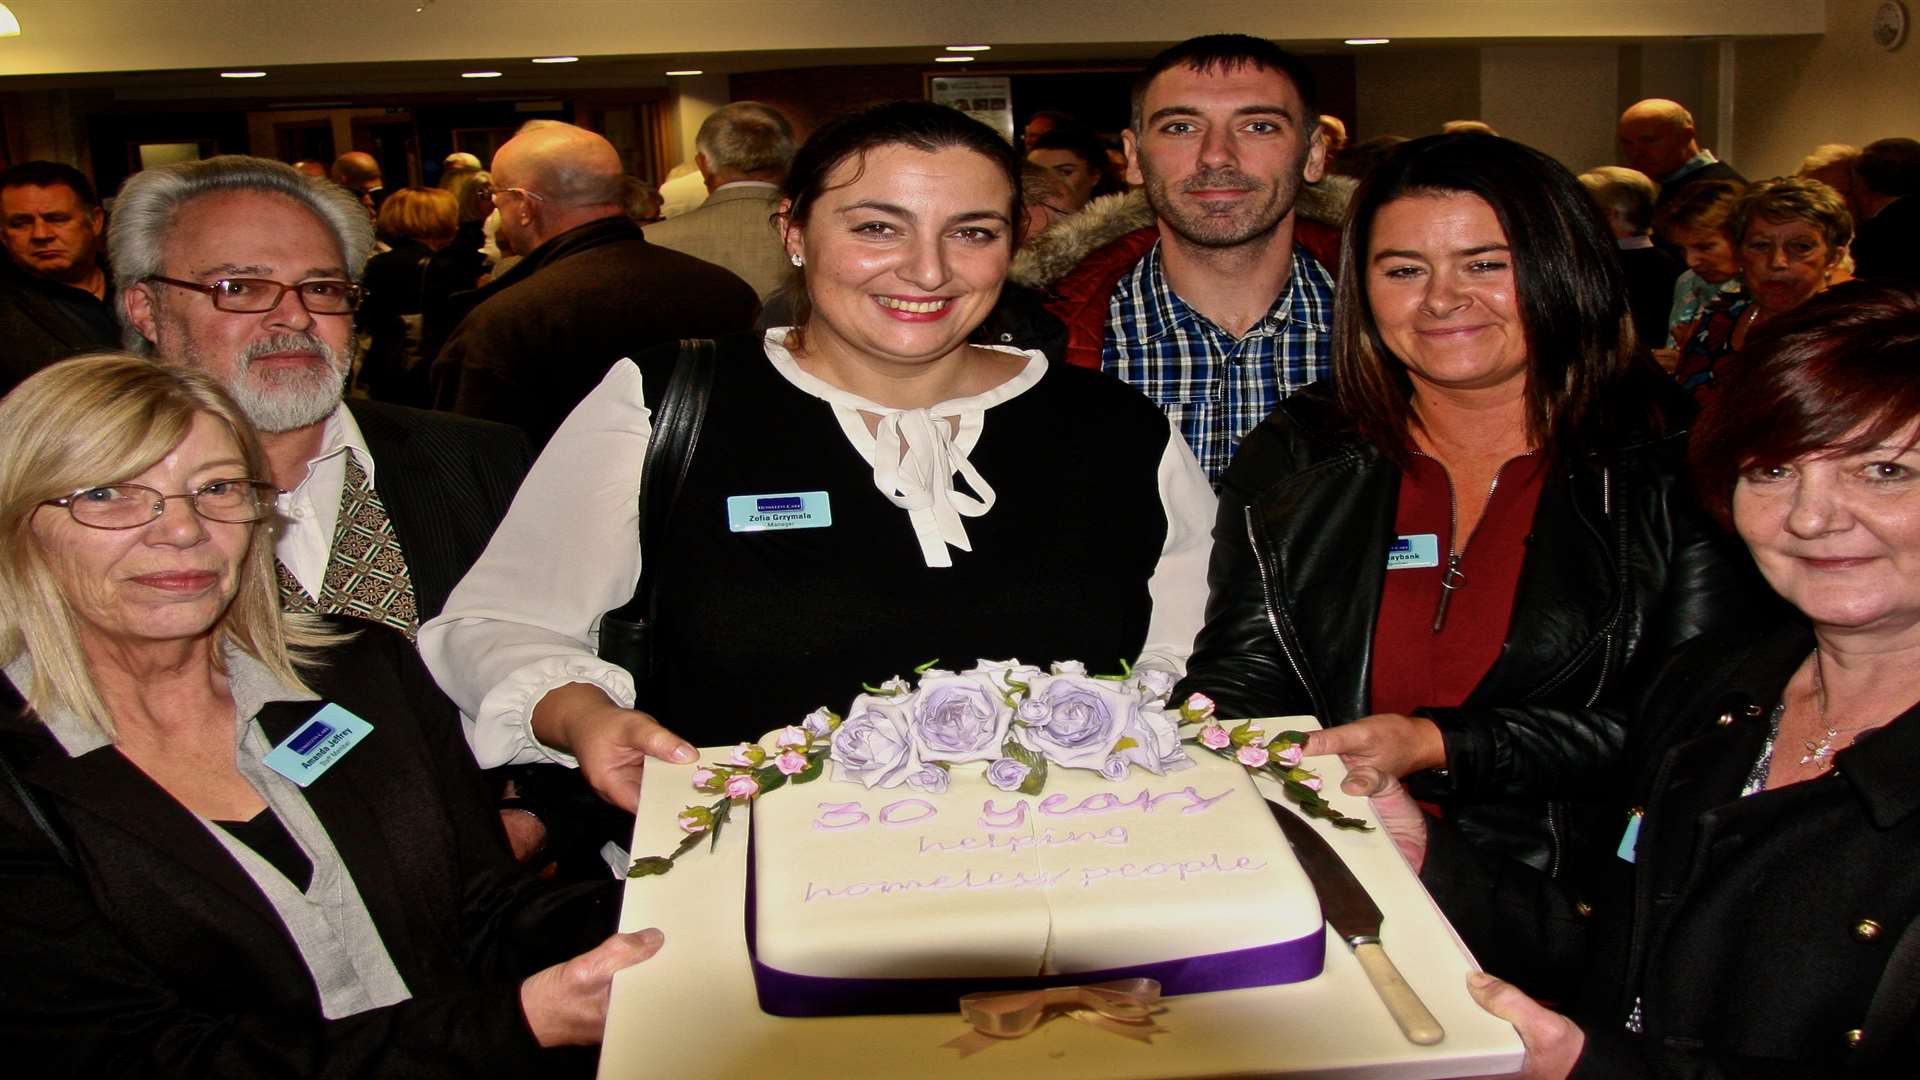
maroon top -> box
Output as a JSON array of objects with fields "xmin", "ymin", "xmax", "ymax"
[{"xmin": 1370, "ymin": 451, "xmax": 1547, "ymax": 718}]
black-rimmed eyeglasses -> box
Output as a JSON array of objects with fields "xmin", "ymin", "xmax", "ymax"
[
  {"xmin": 41, "ymin": 480, "xmax": 282, "ymax": 530},
  {"xmin": 147, "ymin": 276, "xmax": 366, "ymax": 315}
]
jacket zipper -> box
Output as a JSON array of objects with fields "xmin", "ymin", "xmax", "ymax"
[
  {"xmin": 1245, "ymin": 509, "xmax": 1325, "ymax": 718},
  {"xmin": 1417, "ymin": 450, "xmax": 1534, "ymax": 634}
]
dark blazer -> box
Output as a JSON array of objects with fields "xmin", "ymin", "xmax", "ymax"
[
  {"xmin": 1426, "ymin": 619, "xmax": 1920, "ymax": 1076},
  {"xmin": 1852, "ymin": 195, "xmax": 1919, "ymax": 283},
  {"xmin": 430, "ymin": 215, "xmax": 759, "ymax": 449},
  {"xmin": 346, "ymin": 399, "xmax": 532, "ymax": 621},
  {"xmin": 1175, "ymin": 384, "xmax": 1765, "ymax": 884},
  {"xmin": 0, "ymin": 263, "xmax": 120, "ymax": 396},
  {"xmin": 0, "ymin": 622, "xmax": 621, "ymax": 1077}
]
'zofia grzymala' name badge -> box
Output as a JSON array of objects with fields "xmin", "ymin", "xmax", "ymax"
[
  {"xmin": 263, "ymin": 704, "xmax": 374, "ymax": 787},
  {"xmin": 1387, "ymin": 533, "xmax": 1441, "ymax": 570},
  {"xmin": 727, "ymin": 491, "xmax": 832, "ymax": 532}
]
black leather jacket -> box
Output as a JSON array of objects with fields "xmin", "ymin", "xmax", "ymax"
[{"xmin": 1176, "ymin": 383, "xmax": 1765, "ymax": 876}]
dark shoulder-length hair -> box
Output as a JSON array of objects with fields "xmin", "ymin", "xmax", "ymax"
[
  {"xmin": 1689, "ymin": 279, "xmax": 1920, "ymax": 530},
  {"xmin": 1332, "ymin": 133, "xmax": 1632, "ymax": 463}
]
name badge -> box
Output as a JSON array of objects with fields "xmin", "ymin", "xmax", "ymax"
[
  {"xmin": 1616, "ymin": 810, "xmax": 1644, "ymax": 863},
  {"xmin": 1386, "ymin": 533, "xmax": 1441, "ymax": 570},
  {"xmin": 263, "ymin": 704, "xmax": 374, "ymax": 788},
  {"xmin": 727, "ymin": 491, "xmax": 832, "ymax": 533}
]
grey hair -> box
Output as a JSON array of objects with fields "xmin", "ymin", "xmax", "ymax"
[
  {"xmin": 108, "ymin": 155, "xmax": 375, "ymax": 351},
  {"xmin": 695, "ymin": 101, "xmax": 796, "ymax": 177},
  {"xmin": 1578, "ymin": 165, "xmax": 1658, "ymax": 235}
]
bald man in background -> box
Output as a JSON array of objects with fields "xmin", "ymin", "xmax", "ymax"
[
  {"xmin": 431, "ymin": 121, "xmax": 758, "ymax": 448},
  {"xmin": 1617, "ymin": 98, "xmax": 1745, "ymax": 212}
]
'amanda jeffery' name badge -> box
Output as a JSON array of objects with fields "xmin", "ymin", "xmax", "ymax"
[
  {"xmin": 263, "ymin": 704, "xmax": 374, "ymax": 787},
  {"xmin": 727, "ymin": 491, "xmax": 832, "ymax": 533}
]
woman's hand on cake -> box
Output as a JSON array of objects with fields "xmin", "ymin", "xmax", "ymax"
[
  {"xmin": 1338, "ymin": 767, "xmax": 1430, "ymax": 873},
  {"xmin": 521, "ymin": 928, "xmax": 666, "ymax": 1047},
  {"xmin": 1303, "ymin": 713, "xmax": 1446, "ymax": 781},
  {"xmin": 532, "ymin": 682, "xmax": 698, "ymax": 812},
  {"xmin": 1465, "ymin": 972, "xmax": 1583, "ymax": 1079}
]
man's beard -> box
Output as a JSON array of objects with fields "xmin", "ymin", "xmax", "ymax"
[
  {"xmin": 203, "ymin": 331, "xmax": 349, "ymax": 434},
  {"xmin": 1141, "ymin": 163, "xmax": 1303, "ymax": 250}
]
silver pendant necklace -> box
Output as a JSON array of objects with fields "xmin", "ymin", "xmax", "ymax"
[{"xmin": 1800, "ymin": 647, "xmax": 1848, "ymax": 767}]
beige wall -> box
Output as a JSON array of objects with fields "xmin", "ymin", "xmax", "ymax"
[
  {"xmin": 1732, "ymin": 0, "xmax": 1920, "ymax": 179},
  {"xmin": 1352, "ymin": 47, "xmax": 1479, "ymax": 142},
  {"xmin": 1481, "ymin": 44, "xmax": 1620, "ymax": 171}
]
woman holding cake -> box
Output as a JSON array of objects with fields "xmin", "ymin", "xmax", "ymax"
[
  {"xmin": 1381, "ymin": 281, "xmax": 1920, "ymax": 1076},
  {"xmin": 421, "ymin": 103, "xmax": 1212, "ymax": 820},
  {"xmin": 0, "ymin": 355, "xmax": 656, "ymax": 1075},
  {"xmin": 1175, "ymin": 133, "xmax": 1761, "ymax": 993}
]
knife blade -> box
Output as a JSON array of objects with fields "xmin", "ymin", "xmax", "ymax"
[{"xmin": 1267, "ymin": 799, "xmax": 1445, "ymax": 1045}]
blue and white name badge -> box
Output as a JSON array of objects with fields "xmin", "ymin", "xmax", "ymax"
[
  {"xmin": 726, "ymin": 491, "xmax": 832, "ymax": 533},
  {"xmin": 263, "ymin": 704, "xmax": 374, "ymax": 788},
  {"xmin": 1386, "ymin": 533, "xmax": 1441, "ymax": 570},
  {"xmin": 1616, "ymin": 810, "xmax": 1645, "ymax": 864}
]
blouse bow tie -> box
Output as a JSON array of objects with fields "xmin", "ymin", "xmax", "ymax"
[{"xmin": 870, "ymin": 407, "xmax": 995, "ymax": 569}]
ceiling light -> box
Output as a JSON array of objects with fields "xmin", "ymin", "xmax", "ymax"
[
  {"xmin": 220, "ymin": 71, "xmax": 267, "ymax": 79},
  {"xmin": 665, "ymin": 69, "xmax": 704, "ymax": 76},
  {"xmin": 935, "ymin": 56, "xmax": 975, "ymax": 63},
  {"xmin": 1344, "ymin": 38, "xmax": 1390, "ymax": 46},
  {"xmin": 531, "ymin": 56, "xmax": 578, "ymax": 64},
  {"xmin": 462, "ymin": 70, "xmax": 503, "ymax": 79},
  {"xmin": 945, "ymin": 44, "xmax": 990, "ymax": 52},
  {"xmin": 0, "ymin": 3, "xmax": 20, "ymax": 37}
]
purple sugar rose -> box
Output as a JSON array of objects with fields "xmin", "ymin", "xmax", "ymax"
[
  {"xmin": 1115, "ymin": 704, "xmax": 1190, "ymax": 776},
  {"xmin": 985, "ymin": 757, "xmax": 1032, "ymax": 791},
  {"xmin": 802, "ymin": 708, "xmax": 837, "ymax": 738},
  {"xmin": 1016, "ymin": 675, "xmax": 1130, "ymax": 771},
  {"xmin": 1100, "ymin": 754, "xmax": 1131, "ymax": 781},
  {"xmin": 829, "ymin": 695, "xmax": 921, "ymax": 789},
  {"xmin": 909, "ymin": 676, "xmax": 1010, "ymax": 764},
  {"xmin": 1134, "ymin": 667, "xmax": 1176, "ymax": 700},
  {"xmin": 1015, "ymin": 698, "xmax": 1049, "ymax": 725},
  {"xmin": 905, "ymin": 764, "xmax": 952, "ymax": 794}
]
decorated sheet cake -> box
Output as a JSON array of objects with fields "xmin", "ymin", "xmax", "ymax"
[{"xmin": 630, "ymin": 660, "xmax": 1372, "ymax": 1019}]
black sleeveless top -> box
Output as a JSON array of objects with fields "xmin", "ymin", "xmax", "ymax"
[{"xmin": 639, "ymin": 334, "xmax": 1174, "ymax": 743}]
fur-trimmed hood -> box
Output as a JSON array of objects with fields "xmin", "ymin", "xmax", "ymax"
[{"xmin": 1010, "ymin": 175, "xmax": 1355, "ymax": 290}]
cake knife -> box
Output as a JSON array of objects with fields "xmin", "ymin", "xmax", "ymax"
[{"xmin": 1266, "ymin": 800, "xmax": 1446, "ymax": 1045}]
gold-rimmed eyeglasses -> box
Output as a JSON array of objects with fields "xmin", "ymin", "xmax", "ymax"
[
  {"xmin": 147, "ymin": 276, "xmax": 366, "ymax": 315},
  {"xmin": 41, "ymin": 480, "xmax": 282, "ymax": 530}
]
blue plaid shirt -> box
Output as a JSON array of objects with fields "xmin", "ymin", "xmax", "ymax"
[{"xmin": 1103, "ymin": 243, "xmax": 1334, "ymax": 482}]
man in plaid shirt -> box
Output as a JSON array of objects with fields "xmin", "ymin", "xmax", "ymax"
[{"xmin": 1105, "ymin": 35, "xmax": 1334, "ymax": 482}]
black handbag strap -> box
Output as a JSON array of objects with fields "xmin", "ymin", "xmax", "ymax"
[
  {"xmin": 627, "ymin": 338, "xmax": 719, "ymax": 621},
  {"xmin": 0, "ymin": 676, "xmax": 77, "ymax": 873}
]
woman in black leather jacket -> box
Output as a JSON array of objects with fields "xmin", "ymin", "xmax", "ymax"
[{"xmin": 1176, "ymin": 135, "xmax": 1760, "ymax": 990}]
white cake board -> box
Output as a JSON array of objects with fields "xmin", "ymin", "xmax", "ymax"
[{"xmin": 599, "ymin": 717, "xmax": 1525, "ymax": 1079}]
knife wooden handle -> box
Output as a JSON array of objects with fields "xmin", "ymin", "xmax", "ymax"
[{"xmin": 1354, "ymin": 941, "xmax": 1445, "ymax": 1045}]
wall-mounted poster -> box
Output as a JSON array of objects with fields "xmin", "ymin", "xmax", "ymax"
[{"xmin": 928, "ymin": 76, "xmax": 1014, "ymax": 143}]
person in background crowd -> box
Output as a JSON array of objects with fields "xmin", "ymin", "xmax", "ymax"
[
  {"xmin": 1018, "ymin": 159, "xmax": 1076, "ymax": 241},
  {"xmin": 620, "ymin": 176, "xmax": 663, "ymax": 225},
  {"xmin": 421, "ymin": 102, "xmax": 1214, "ymax": 838},
  {"xmin": 1177, "ymin": 134, "xmax": 1759, "ymax": 995},
  {"xmin": 111, "ymin": 155, "xmax": 532, "ymax": 633},
  {"xmin": 445, "ymin": 149, "xmax": 483, "ymax": 172},
  {"xmin": 330, "ymin": 151, "xmax": 385, "ymax": 213},
  {"xmin": 655, "ymin": 161, "xmax": 706, "ymax": 219},
  {"xmin": 1651, "ymin": 179, "xmax": 1747, "ymax": 361},
  {"xmin": 1617, "ymin": 99, "xmax": 1745, "ymax": 213},
  {"xmin": 643, "ymin": 101, "xmax": 795, "ymax": 300},
  {"xmin": 0, "ymin": 160, "xmax": 119, "ymax": 395},
  {"xmin": 1328, "ymin": 133, "xmax": 1409, "ymax": 183},
  {"xmin": 1415, "ymin": 281, "xmax": 1920, "ymax": 1078},
  {"xmin": 1578, "ymin": 165, "xmax": 1684, "ymax": 350},
  {"xmin": 1021, "ymin": 108, "xmax": 1077, "ymax": 151},
  {"xmin": 356, "ymin": 187, "xmax": 475, "ymax": 407},
  {"xmin": 1850, "ymin": 136, "xmax": 1920, "ymax": 282},
  {"xmin": 1441, "ymin": 119, "xmax": 1498, "ymax": 137},
  {"xmin": 290, "ymin": 160, "xmax": 329, "ymax": 180},
  {"xmin": 1673, "ymin": 176, "xmax": 1851, "ymax": 402},
  {"xmin": 1034, "ymin": 34, "xmax": 1343, "ymax": 483},
  {"xmin": 1026, "ymin": 122, "xmax": 1122, "ymax": 214},
  {"xmin": 431, "ymin": 122, "xmax": 759, "ymax": 450},
  {"xmin": 0, "ymin": 354, "xmax": 654, "ymax": 1076},
  {"xmin": 1798, "ymin": 143, "xmax": 1862, "ymax": 218},
  {"xmin": 1317, "ymin": 115, "xmax": 1349, "ymax": 156}
]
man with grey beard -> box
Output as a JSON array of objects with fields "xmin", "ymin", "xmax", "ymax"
[{"xmin": 111, "ymin": 155, "xmax": 533, "ymax": 634}]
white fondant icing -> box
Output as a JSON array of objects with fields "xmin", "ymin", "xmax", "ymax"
[{"xmin": 752, "ymin": 754, "xmax": 1322, "ymax": 981}]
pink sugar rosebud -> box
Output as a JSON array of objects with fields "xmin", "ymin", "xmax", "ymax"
[
  {"xmin": 1235, "ymin": 744, "xmax": 1270, "ymax": 769},
  {"xmin": 690, "ymin": 767, "xmax": 719, "ymax": 791},
  {"xmin": 1180, "ymin": 692, "xmax": 1218, "ymax": 721},
  {"xmin": 727, "ymin": 743, "xmax": 759, "ymax": 766},
  {"xmin": 677, "ymin": 805, "xmax": 714, "ymax": 833},
  {"xmin": 1299, "ymin": 775, "xmax": 1323, "ymax": 791},
  {"xmin": 774, "ymin": 725, "xmax": 808, "ymax": 749},
  {"xmin": 1199, "ymin": 723, "xmax": 1232, "ymax": 750},
  {"xmin": 1274, "ymin": 744, "xmax": 1304, "ymax": 767},
  {"xmin": 725, "ymin": 773, "xmax": 761, "ymax": 800},
  {"xmin": 776, "ymin": 749, "xmax": 808, "ymax": 775}
]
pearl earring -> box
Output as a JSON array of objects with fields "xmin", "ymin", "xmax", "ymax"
[{"xmin": 790, "ymin": 253, "xmax": 805, "ymax": 268}]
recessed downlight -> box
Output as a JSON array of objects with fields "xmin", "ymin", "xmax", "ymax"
[
  {"xmin": 220, "ymin": 71, "xmax": 267, "ymax": 79},
  {"xmin": 531, "ymin": 56, "xmax": 579, "ymax": 64},
  {"xmin": 1344, "ymin": 38, "xmax": 1390, "ymax": 46},
  {"xmin": 462, "ymin": 70, "xmax": 504, "ymax": 79},
  {"xmin": 934, "ymin": 55, "xmax": 975, "ymax": 63},
  {"xmin": 665, "ymin": 69, "xmax": 705, "ymax": 76},
  {"xmin": 945, "ymin": 44, "xmax": 991, "ymax": 52}
]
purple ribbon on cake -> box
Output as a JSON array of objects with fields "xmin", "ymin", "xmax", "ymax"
[{"xmin": 941, "ymin": 978, "xmax": 1166, "ymax": 1056}]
